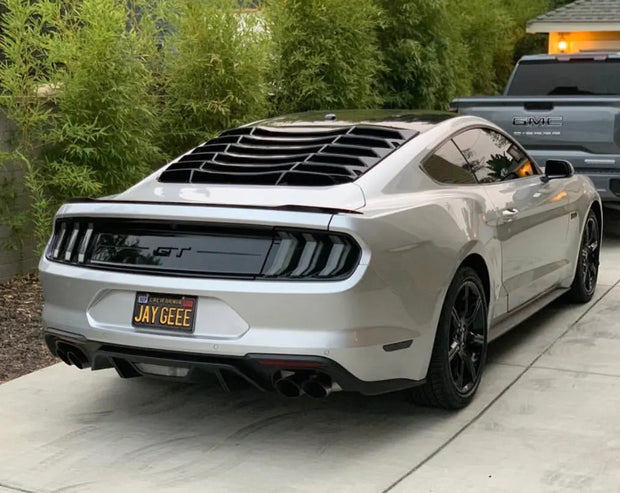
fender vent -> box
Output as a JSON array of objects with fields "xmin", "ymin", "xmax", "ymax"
[{"xmin": 159, "ymin": 125, "xmax": 417, "ymax": 186}]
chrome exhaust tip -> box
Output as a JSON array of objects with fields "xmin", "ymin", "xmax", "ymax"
[
  {"xmin": 274, "ymin": 373, "xmax": 305, "ymax": 397},
  {"xmin": 302, "ymin": 374, "xmax": 334, "ymax": 398}
]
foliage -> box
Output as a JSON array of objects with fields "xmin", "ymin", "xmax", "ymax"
[
  {"xmin": 265, "ymin": 0, "xmax": 383, "ymax": 114},
  {"xmin": 44, "ymin": 0, "xmax": 162, "ymax": 195},
  {"xmin": 507, "ymin": 0, "xmax": 553, "ymax": 64},
  {"xmin": 377, "ymin": 0, "xmax": 471, "ymax": 109},
  {"xmin": 0, "ymin": 0, "xmax": 162, "ymax": 249},
  {"xmin": 158, "ymin": 0, "xmax": 270, "ymax": 156},
  {"xmin": 0, "ymin": 152, "xmax": 29, "ymax": 252},
  {"xmin": 448, "ymin": 0, "xmax": 520, "ymax": 96},
  {"xmin": 444, "ymin": 0, "xmax": 565, "ymax": 97}
]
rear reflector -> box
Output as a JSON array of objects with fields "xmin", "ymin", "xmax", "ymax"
[
  {"xmin": 134, "ymin": 363, "xmax": 190, "ymax": 377},
  {"xmin": 256, "ymin": 359, "xmax": 325, "ymax": 368}
]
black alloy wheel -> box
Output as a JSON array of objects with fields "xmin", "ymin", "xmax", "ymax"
[
  {"xmin": 411, "ymin": 266, "xmax": 488, "ymax": 409},
  {"xmin": 568, "ymin": 209, "xmax": 600, "ymax": 303},
  {"xmin": 448, "ymin": 280, "xmax": 486, "ymax": 395}
]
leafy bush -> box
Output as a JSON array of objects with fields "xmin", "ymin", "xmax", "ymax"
[
  {"xmin": 377, "ymin": 0, "xmax": 471, "ymax": 109},
  {"xmin": 452, "ymin": 0, "xmax": 518, "ymax": 95},
  {"xmin": 449, "ymin": 0, "xmax": 559, "ymax": 96},
  {"xmin": 266, "ymin": 0, "xmax": 383, "ymax": 114},
  {"xmin": 0, "ymin": 0, "xmax": 162, "ymax": 249},
  {"xmin": 158, "ymin": 0, "xmax": 270, "ymax": 156},
  {"xmin": 375, "ymin": 0, "xmax": 556, "ymax": 107}
]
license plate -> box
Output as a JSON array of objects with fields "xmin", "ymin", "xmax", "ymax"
[{"xmin": 132, "ymin": 292, "xmax": 197, "ymax": 332}]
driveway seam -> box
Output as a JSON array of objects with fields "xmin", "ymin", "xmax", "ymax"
[
  {"xmin": 530, "ymin": 365, "xmax": 620, "ymax": 379},
  {"xmin": 381, "ymin": 280, "xmax": 618, "ymax": 493},
  {"xmin": 490, "ymin": 361, "xmax": 528, "ymax": 368},
  {"xmin": 381, "ymin": 366, "xmax": 530, "ymax": 493},
  {"xmin": 0, "ymin": 482, "xmax": 39, "ymax": 493},
  {"xmin": 534, "ymin": 280, "xmax": 620, "ymax": 360}
]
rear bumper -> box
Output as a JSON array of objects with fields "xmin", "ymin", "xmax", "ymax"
[
  {"xmin": 44, "ymin": 329, "xmax": 421, "ymax": 395},
  {"xmin": 39, "ymin": 254, "xmax": 433, "ymax": 384}
]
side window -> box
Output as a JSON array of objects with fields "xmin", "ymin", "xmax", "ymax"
[
  {"xmin": 453, "ymin": 129, "xmax": 537, "ymax": 183},
  {"xmin": 422, "ymin": 139, "xmax": 476, "ymax": 185}
]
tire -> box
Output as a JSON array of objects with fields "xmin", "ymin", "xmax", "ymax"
[
  {"xmin": 603, "ymin": 207, "xmax": 620, "ymax": 237},
  {"xmin": 411, "ymin": 266, "xmax": 488, "ymax": 410},
  {"xmin": 567, "ymin": 209, "xmax": 600, "ymax": 303}
]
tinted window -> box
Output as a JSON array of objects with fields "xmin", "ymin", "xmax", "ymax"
[
  {"xmin": 453, "ymin": 129, "xmax": 535, "ymax": 183},
  {"xmin": 422, "ymin": 140, "xmax": 476, "ymax": 184},
  {"xmin": 507, "ymin": 60, "xmax": 620, "ymax": 96}
]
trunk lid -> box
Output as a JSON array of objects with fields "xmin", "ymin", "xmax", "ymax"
[{"xmin": 115, "ymin": 180, "xmax": 366, "ymax": 212}]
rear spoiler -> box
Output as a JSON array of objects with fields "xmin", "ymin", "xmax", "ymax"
[{"xmin": 64, "ymin": 197, "xmax": 362, "ymax": 215}]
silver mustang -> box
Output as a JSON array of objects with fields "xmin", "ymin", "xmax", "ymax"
[{"xmin": 39, "ymin": 110, "xmax": 601, "ymax": 409}]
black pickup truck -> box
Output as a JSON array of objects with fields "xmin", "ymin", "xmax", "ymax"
[{"xmin": 451, "ymin": 52, "xmax": 620, "ymax": 209}]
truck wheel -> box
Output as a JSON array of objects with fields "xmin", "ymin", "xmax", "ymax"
[{"xmin": 603, "ymin": 207, "xmax": 620, "ymax": 237}]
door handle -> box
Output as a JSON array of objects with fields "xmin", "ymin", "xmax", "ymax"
[
  {"xmin": 501, "ymin": 208, "xmax": 519, "ymax": 223},
  {"xmin": 502, "ymin": 208, "xmax": 519, "ymax": 217}
]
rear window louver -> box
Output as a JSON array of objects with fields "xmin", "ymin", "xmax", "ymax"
[{"xmin": 158, "ymin": 125, "xmax": 417, "ymax": 186}]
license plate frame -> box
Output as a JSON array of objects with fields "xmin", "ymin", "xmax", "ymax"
[{"xmin": 132, "ymin": 292, "xmax": 197, "ymax": 332}]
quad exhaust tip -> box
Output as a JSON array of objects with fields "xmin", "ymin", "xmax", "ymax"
[
  {"xmin": 274, "ymin": 371, "xmax": 339, "ymax": 399},
  {"xmin": 56, "ymin": 343, "xmax": 90, "ymax": 370},
  {"xmin": 302, "ymin": 374, "xmax": 333, "ymax": 399},
  {"xmin": 274, "ymin": 372, "xmax": 306, "ymax": 397}
]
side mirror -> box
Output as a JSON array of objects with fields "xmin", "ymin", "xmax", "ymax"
[{"xmin": 542, "ymin": 159, "xmax": 574, "ymax": 182}]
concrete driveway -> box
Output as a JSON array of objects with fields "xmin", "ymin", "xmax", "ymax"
[{"xmin": 2, "ymin": 237, "xmax": 620, "ymax": 493}]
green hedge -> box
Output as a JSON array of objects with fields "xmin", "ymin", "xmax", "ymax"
[
  {"xmin": 266, "ymin": 0, "xmax": 383, "ymax": 113},
  {"xmin": 377, "ymin": 0, "xmax": 471, "ymax": 109},
  {"xmin": 158, "ymin": 0, "xmax": 270, "ymax": 156}
]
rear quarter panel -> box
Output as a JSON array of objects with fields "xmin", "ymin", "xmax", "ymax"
[{"xmin": 330, "ymin": 187, "xmax": 502, "ymax": 380}]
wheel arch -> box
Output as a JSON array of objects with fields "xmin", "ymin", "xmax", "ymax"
[
  {"xmin": 458, "ymin": 253, "xmax": 491, "ymax": 308},
  {"xmin": 590, "ymin": 200, "xmax": 602, "ymax": 237}
]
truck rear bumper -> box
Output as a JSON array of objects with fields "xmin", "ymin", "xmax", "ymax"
[{"xmin": 585, "ymin": 174, "xmax": 620, "ymax": 202}]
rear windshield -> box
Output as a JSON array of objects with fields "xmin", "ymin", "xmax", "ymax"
[{"xmin": 507, "ymin": 60, "xmax": 620, "ymax": 96}]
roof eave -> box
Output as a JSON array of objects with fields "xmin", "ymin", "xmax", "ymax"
[{"xmin": 527, "ymin": 20, "xmax": 620, "ymax": 33}]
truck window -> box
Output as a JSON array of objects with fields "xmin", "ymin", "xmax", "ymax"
[
  {"xmin": 507, "ymin": 60, "xmax": 620, "ymax": 96},
  {"xmin": 422, "ymin": 140, "xmax": 476, "ymax": 184},
  {"xmin": 453, "ymin": 129, "xmax": 536, "ymax": 183}
]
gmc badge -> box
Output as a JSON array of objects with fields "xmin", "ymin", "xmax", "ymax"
[{"xmin": 513, "ymin": 116, "xmax": 563, "ymax": 126}]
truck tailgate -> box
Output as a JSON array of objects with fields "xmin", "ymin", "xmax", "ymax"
[{"xmin": 452, "ymin": 96, "xmax": 620, "ymax": 157}]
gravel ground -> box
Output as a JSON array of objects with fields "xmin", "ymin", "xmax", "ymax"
[{"xmin": 0, "ymin": 274, "xmax": 57, "ymax": 383}]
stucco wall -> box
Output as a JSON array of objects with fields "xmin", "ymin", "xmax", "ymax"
[{"xmin": 0, "ymin": 113, "xmax": 38, "ymax": 282}]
